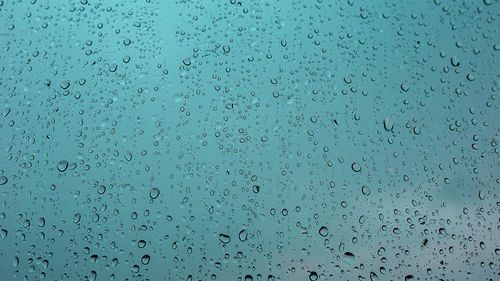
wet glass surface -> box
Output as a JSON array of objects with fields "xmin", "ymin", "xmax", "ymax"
[{"xmin": 0, "ymin": 1, "xmax": 499, "ymax": 280}]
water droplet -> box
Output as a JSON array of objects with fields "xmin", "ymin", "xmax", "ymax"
[
  {"xmin": 57, "ymin": 161, "xmax": 69, "ymax": 172},
  {"xmin": 319, "ymin": 226, "xmax": 329, "ymax": 237},
  {"xmin": 383, "ymin": 118, "xmax": 393, "ymax": 132},
  {"xmin": 124, "ymin": 151, "xmax": 133, "ymax": 161},
  {"xmin": 343, "ymin": 252, "xmax": 355, "ymax": 264},
  {"xmin": 400, "ymin": 83, "xmax": 409, "ymax": 92},
  {"xmin": 309, "ymin": 271, "xmax": 318, "ymax": 281},
  {"xmin": 37, "ymin": 217, "xmax": 45, "ymax": 227},
  {"xmin": 149, "ymin": 187, "xmax": 160, "ymax": 199},
  {"xmin": 404, "ymin": 275, "xmax": 415, "ymax": 281},
  {"xmin": 60, "ymin": 80, "xmax": 70, "ymax": 89},
  {"xmin": 141, "ymin": 255, "xmax": 150, "ymax": 265},
  {"xmin": 351, "ymin": 162, "xmax": 361, "ymax": 172},
  {"xmin": 219, "ymin": 234, "xmax": 230, "ymax": 244},
  {"xmin": 89, "ymin": 270, "xmax": 97, "ymax": 281},
  {"xmin": 361, "ymin": 185, "xmax": 370, "ymax": 195},
  {"xmin": 478, "ymin": 190, "xmax": 485, "ymax": 200},
  {"xmin": 12, "ymin": 256, "xmax": 19, "ymax": 267},
  {"xmin": 0, "ymin": 229, "xmax": 7, "ymax": 239},
  {"xmin": 413, "ymin": 126, "xmax": 421, "ymax": 135},
  {"xmin": 97, "ymin": 185, "xmax": 106, "ymax": 194},
  {"xmin": 239, "ymin": 229, "xmax": 248, "ymax": 242},
  {"xmin": 108, "ymin": 63, "xmax": 118, "ymax": 72},
  {"xmin": 138, "ymin": 240, "xmax": 146, "ymax": 248},
  {"xmin": 73, "ymin": 213, "xmax": 81, "ymax": 224}
]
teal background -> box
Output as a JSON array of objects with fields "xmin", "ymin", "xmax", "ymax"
[{"xmin": 0, "ymin": 0, "xmax": 499, "ymax": 280}]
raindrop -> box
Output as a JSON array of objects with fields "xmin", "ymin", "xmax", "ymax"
[
  {"xmin": 97, "ymin": 185, "xmax": 106, "ymax": 194},
  {"xmin": 413, "ymin": 126, "xmax": 421, "ymax": 135},
  {"xmin": 57, "ymin": 161, "xmax": 69, "ymax": 172},
  {"xmin": 239, "ymin": 229, "xmax": 248, "ymax": 242},
  {"xmin": 149, "ymin": 187, "xmax": 160, "ymax": 199},
  {"xmin": 400, "ymin": 83, "xmax": 409, "ymax": 92},
  {"xmin": 351, "ymin": 162, "xmax": 361, "ymax": 172},
  {"xmin": 73, "ymin": 213, "xmax": 81, "ymax": 224},
  {"xmin": 343, "ymin": 252, "xmax": 355, "ymax": 264},
  {"xmin": 138, "ymin": 240, "xmax": 146, "ymax": 248},
  {"xmin": 37, "ymin": 217, "xmax": 45, "ymax": 227},
  {"xmin": 12, "ymin": 256, "xmax": 19, "ymax": 267},
  {"xmin": 141, "ymin": 255, "xmax": 150, "ymax": 265},
  {"xmin": 361, "ymin": 185, "xmax": 370, "ymax": 195},
  {"xmin": 219, "ymin": 234, "xmax": 230, "ymax": 244},
  {"xmin": 383, "ymin": 118, "xmax": 393, "ymax": 132},
  {"xmin": 108, "ymin": 63, "xmax": 118, "ymax": 72},
  {"xmin": 60, "ymin": 80, "xmax": 70, "ymax": 89},
  {"xmin": 478, "ymin": 190, "xmax": 485, "ymax": 200},
  {"xmin": 124, "ymin": 151, "xmax": 133, "ymax": 161},
  {"xmin": 319, "ymin": 226, "xmax": 329, "ymax": 237},
  {"xmin": 404, "ymin": 275, "xmax": 415, "ymax": 281}
]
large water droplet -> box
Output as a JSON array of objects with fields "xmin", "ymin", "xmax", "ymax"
[
  {"xmin": 343, "ymin": 252, "xmax": 355, "ymax": 264},
  {"xmin": 319, "ymin": 226, "xmax": 329, "ymax": 237},
  {"xmin": 57, "ymin": 161, "xmax": 69, "ymax": 172},
  {"xmin": 149, "ymin": 187, "xmax": 160, "ymax": 199},
  {"xmin": 351, "ymin": 162, "xmax": 361, "ymax": 172},
  {"xmin": 239, "ymin": 229, "xmax": 248, "ymax": 242},
  {"xmin": 219, "ymin": 234, "xmax": 230, "ymax": 244},
  {"xmin": 383, "ymin": 118, "xmax": 393, "ymax": 132}
]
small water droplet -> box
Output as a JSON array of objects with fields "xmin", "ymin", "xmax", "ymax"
[
  {"xmin": 361, "ymin": 185, "xmax": 370, "ymax": 195},
  {"xmin": 383, "ymin": 118, "xmax": 393, "ymax": 132},
  {"xmin": 0, "ymin": 176, "xmax": 7, "ymax": 185},
  {"xmin": 97, "ymin": 185, "xmax": 106, "ymax": 194}
]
